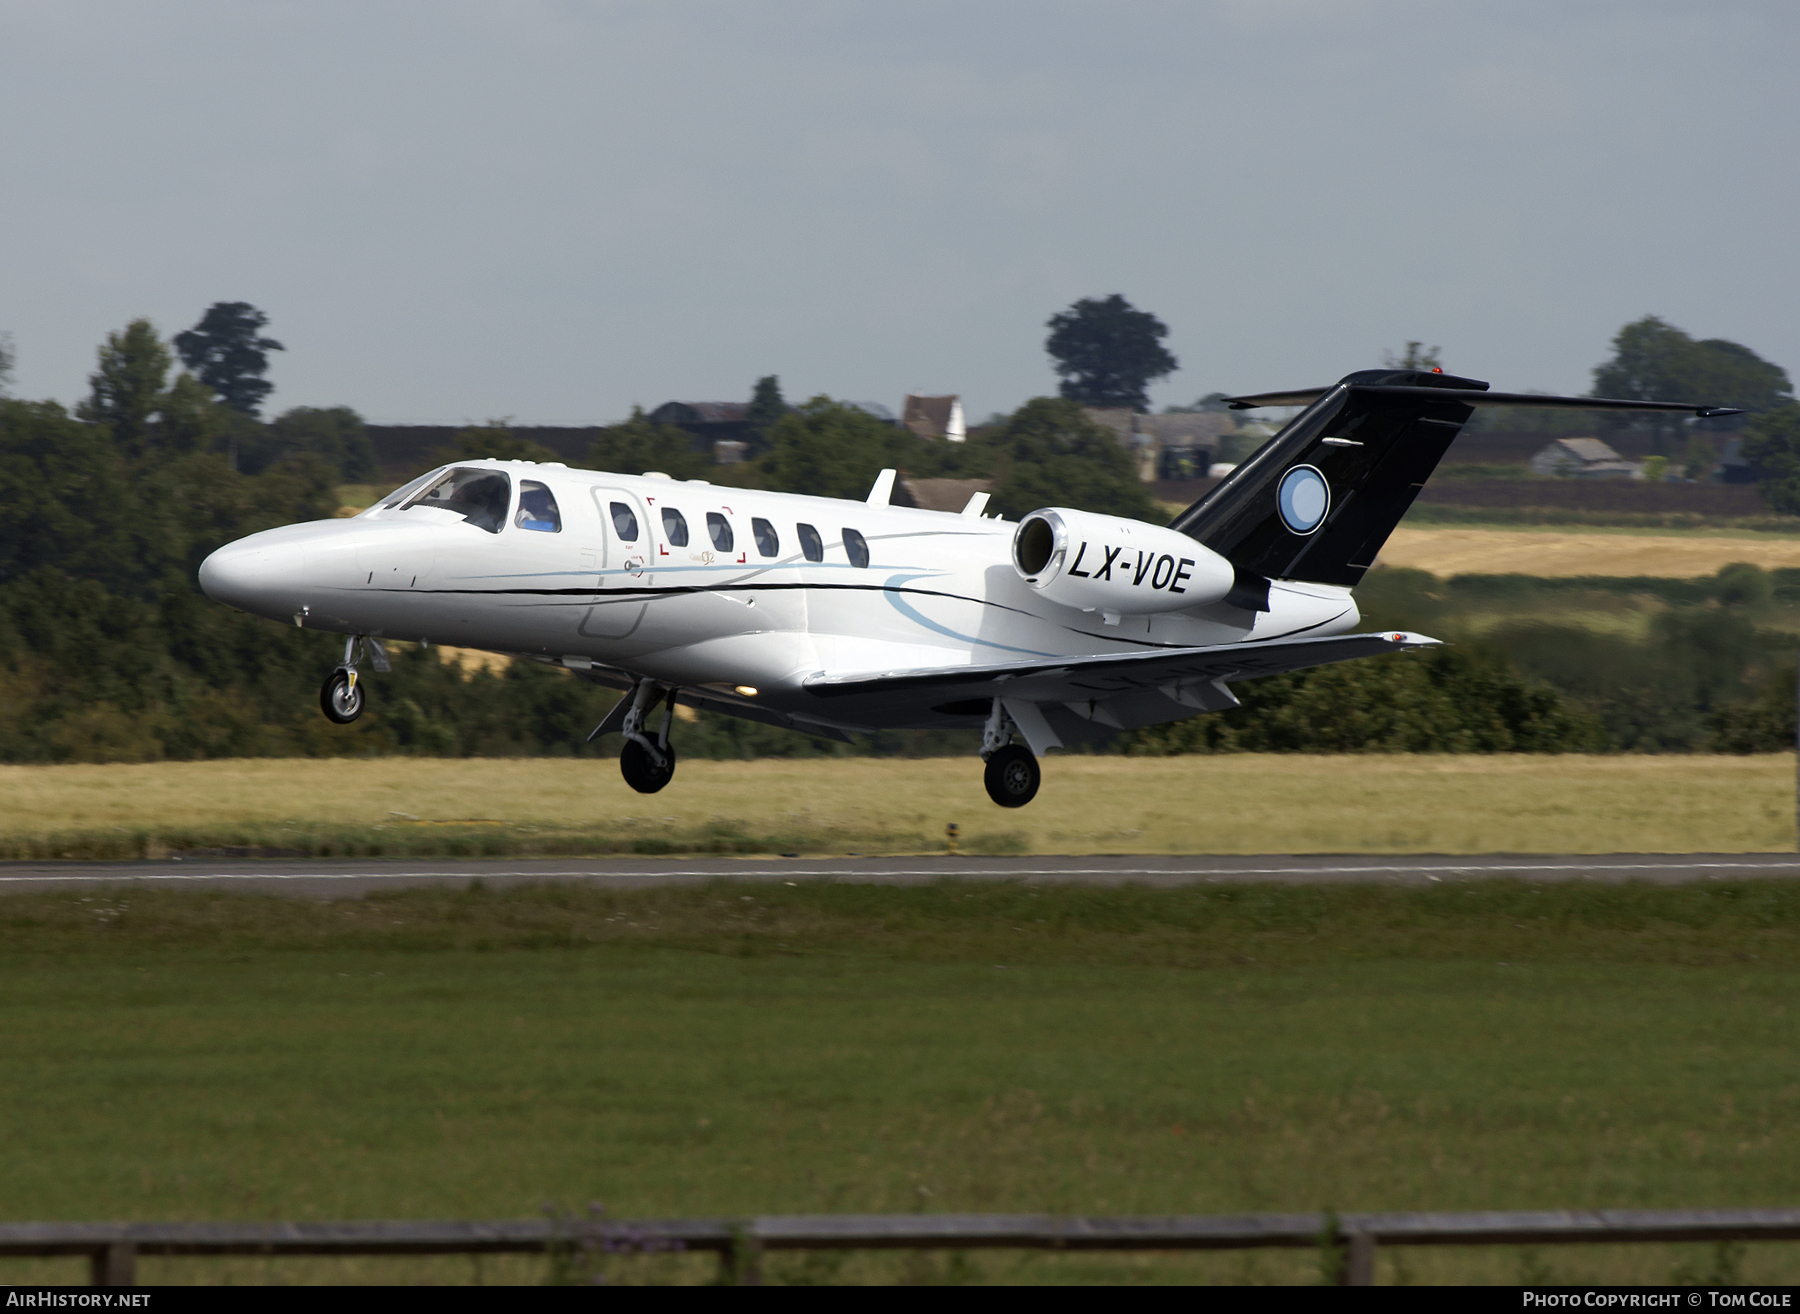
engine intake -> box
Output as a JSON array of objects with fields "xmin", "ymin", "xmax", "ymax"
[{"xmin": 1011, "ymin": 508, "xmax": 1235, "ymax": 615}]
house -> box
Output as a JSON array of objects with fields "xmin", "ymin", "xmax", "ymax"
[
  {"xmin": 1082, "ymin": 408, "xmax": 1232, "ymax": 482},
  {"xmin": 647, "ymin": 401, "xmax": 754, "ymax": 455},
  {"xmin": 1139, "ymin": 413, "xmax": 1234, "ymax": 481},
  {"xmin": 1529, "ymin": 437, "xmax": 1642, "ymax": 480},
  {"xmin": 1717, "ymin": 437, "xmax": 1757, "ymax": 484},
  {"xmin": 902, "ymin": 394, "xmax": 965, "ymax": 442}
]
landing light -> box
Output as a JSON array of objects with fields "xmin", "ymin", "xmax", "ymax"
[{"xmin": 734, "ymin": 685, "xmax": 759, "ymax": 697}]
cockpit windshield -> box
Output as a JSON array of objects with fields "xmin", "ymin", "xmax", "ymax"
[
  {"xmin": 399, "ymin": 467, "xmax": 512, "ymax": 534},
  {"xmin": 373, "ymin": 468, "xmax": 446, "ymax": 512}
]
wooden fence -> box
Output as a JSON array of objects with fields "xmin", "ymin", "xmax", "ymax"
[{"xmin": 6, "ymin": 1207, "xmax": 1800, "ymax": 1286}]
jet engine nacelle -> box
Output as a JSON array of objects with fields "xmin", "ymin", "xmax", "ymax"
[{"xmin": 1012, "ymin": 508, "xmax": 1235, "ymax": 614}]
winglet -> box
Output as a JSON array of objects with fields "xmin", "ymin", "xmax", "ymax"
[
  {"xmin": 867, "ymin": 468, "xmax": 897, "ymax": 506},
  {"xmin": 960, "ymin": 491, "xmax": 991, "ymax": 518}
]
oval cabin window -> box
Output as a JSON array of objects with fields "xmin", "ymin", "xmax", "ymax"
[
  {"xmin": 661, "ymin": 507, "xmax": 689, "ymax": 547},
  {"xmin": 843, "ymin": 528, "xmax": 869, "ymax": 569},
  {"xmin": 610, "ymin": 502, "xmax": 640, "ymax": 541},
  {"xmin": 796, "ymin": 522, "xmax": 824, "ymax": 563},
  {"xmin": 706, "ymin": 512, "xmax": 733, "ymax": 553}
]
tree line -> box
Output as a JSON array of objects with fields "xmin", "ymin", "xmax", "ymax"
[{"xmin": 3, "ymin": 308, "xmax": 1796, "ymax": 765}]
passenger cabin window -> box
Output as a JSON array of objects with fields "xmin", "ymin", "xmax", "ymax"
[
  {"xmin": 401, "ymin": 467, "xmax": 511, "ymax": 534},
  {"xmin": 706, "ymin": 512, "xmax": 733, "ymax": 553},
  {"xmin": 609, "ymin": 501, "xmax": 640, "ymax": 541},
  {"xmin": 752, "ymin": 517, "xmax": 779, "ymax": 557},
  {"xmin": 515, "ymin": 481, "xmax": 561, "ymax": 532},
  {"xmin": 843, "ymin": 528, "xmax": 870, "ymax": 569},
  {"xmin": 661, "ymin": 507, "xmax": 689, "ymax": 546},
  {"xmin": 797, "ymin": 522, "xmax": 824, "ymax": 563}
]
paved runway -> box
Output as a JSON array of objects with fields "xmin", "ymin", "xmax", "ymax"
[{"xmin": 3, "ymin": 852, "xmax": 1800, "ymax": 897}]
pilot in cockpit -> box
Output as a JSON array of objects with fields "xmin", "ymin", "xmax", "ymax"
[{"xmin": 445, "ymin": 474, "xmax": 510, "ymax": 533}]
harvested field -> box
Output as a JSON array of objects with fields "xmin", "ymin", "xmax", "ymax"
[
  {"xmin": 1379, "ymin": 527, "xmax": 1800, "ymax": 578},
  {"xmin": 1415, "ymin": 477, "xmax": 1772, "ymax": 516},
  {"xmin": 1, "ymin": 754, "xmax": 1791, "ymax": 859}
]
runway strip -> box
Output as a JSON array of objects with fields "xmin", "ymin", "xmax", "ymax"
[{"xmin": 4, "ymin": 852, "xmax": 1800, "ymax": 896}]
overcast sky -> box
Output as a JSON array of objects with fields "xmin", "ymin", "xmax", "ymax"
[{"xmin": 2, "ymin": 0, "xmax": 1795, "ymax": 425}]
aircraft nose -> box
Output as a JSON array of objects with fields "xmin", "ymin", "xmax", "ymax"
[{"xmin": 199, "ymin": 539, "xmax": 305, "ymax": 616}]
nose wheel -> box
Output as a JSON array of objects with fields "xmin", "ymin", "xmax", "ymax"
[
  {"xmin": 983, "ymin": 744, "xmax": 1040, "ymax": 808},
  {"xmin": 320, "ymin": 669, "xmax": 364, "ymax": 724}
]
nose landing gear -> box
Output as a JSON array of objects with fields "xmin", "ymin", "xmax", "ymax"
[
  {"xmin": 980, "ymin": 699, "xmax": 1041, "ymax": 808},
  {"xmin": 318, "ymin": 635, "xmax": 389, "ymax": 725},
  {"xmin": 320, "ymin": 669, "xmax": 364, "ymax": 723}
]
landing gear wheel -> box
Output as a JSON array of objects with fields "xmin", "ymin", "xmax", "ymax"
[
  {"xmin": 320, "ymin": 670, "xmax": 364, "ymax": 724},
  {"xmin": 983, "ymin": 744, "xmax": 1040, "ymax": 808},
  {"xmin": 620, "ymin": 738, "xmax": 677, "ymax": 794}
]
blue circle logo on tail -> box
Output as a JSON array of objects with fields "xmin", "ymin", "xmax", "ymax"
[{"xmin": 1276, "ymin": 465, "xmax": 1330, "ymax": 535}]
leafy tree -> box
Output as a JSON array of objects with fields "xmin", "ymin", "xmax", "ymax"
[
  {"xmin": 745, "ymin": 375, "xmax": 790, "ymax": 445},
  {"xmin": 76, "ymin": 318, "xmax": 173, "ymax": 456},
  {"xmin": 757, "ymin": 397, "xmax": 922, "ymax": 500},
  {"xmin": 173, "ymin": 302, "xmax": 285, "ymax": 416},
  {"xmin": 1682, "ymin": 432, "xmax": 1718, "ymax": 482},
  {"xmin": 446, "ymin": 419, "xmax": 558, "ymax": 464},
  {"xmin": 587, "ymin": 410, "xmax": 712, "ymax": 481},
  {"xmin": 0, "ymin": 332, "xmax": 14, "ymax": 395},
  {"xmin": 1121, "ymin": 646, "xmax": 1602, "ymax": 754},
  {"xmin": 1044, "ymin": 294, "xmax": 1177, "ymax": 411},
  {"xmin": 976, "ymin": 397, "xmax": 1155, "ymax": 522},
  {"xmin": 1592, "ymin": 315, "xmax": 1792, "ymax": 446},
  {"xmin": 1739, "ymin": 402, "xmax": 1800, "ymax": 514},
  {"xmin": 271, "ymin": 406, "xmax": 377, "ymax": 482},
  {"xmin": 1383, "ymin": 341, "xmax": 1442, "ymax": 370}
]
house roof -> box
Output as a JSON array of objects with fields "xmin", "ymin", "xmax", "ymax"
[
  {"xmin": 902, "ymin": 394, "xmax": 959, "ymax": 436},
  {"xmin": 649, "ymin": 401, "xmax": 750, "ymax": 425},
  {"xmin": 1549, "ymin": 437, "xmax": 1624, "ymax": 463},
  {"xmin": 895, "ymin": 476, "xmax": 991, "ymax": 513}
]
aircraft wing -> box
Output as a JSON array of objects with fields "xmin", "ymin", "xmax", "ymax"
[{"xmin": 802, "ymin": 629, "xmax": 1439, "ymax": 747}]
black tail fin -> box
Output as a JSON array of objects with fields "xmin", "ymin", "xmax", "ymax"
[{"xmin": 1168, "ymin": 369, "xmax": 1485, "ymax": 589}]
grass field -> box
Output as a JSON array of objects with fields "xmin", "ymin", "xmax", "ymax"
[
  {"xmin": 1380, "ymin": 527, "xmax": 1800, "ymax": 578},
  {"xmin": 1, "ymin": 879, "xmax": 1798, "ymax": 1285},
  {"xmin": 2, "ymin": 754, "xmax": 1794, "ymax": 860}
]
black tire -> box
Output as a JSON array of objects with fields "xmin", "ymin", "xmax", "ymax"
[
  {"xmin": 320, "ymin": 670, "xmax": 364, "ymax": 724},
  {"xmin": 620, "ymin": 738, "xmax": 677, "ymax": 794},
  {"xmin": 983, "ymin": 744, "xmax": 1040, "ymax": 808}
]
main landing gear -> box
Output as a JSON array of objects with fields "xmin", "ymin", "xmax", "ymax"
[
  {"xmin": 981, "ymin": 699, "xmax": 1040, "ymax": 808},
  {"xmin": 615, "ymin": 679, "xmax": 679, "ymax": 794},
  {"xmin": 319, "ymin": 635, "xmax": 389, "ymax": 725}
]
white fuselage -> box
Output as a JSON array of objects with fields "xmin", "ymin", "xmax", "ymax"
[{"xmin": 199, "ymin": 461, "xmax": 1361, "ymax": 732}]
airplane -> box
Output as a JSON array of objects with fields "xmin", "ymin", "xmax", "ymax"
[{"xmin": 198, "ymin": 369, "xmax": 1737, "ymax": 808}]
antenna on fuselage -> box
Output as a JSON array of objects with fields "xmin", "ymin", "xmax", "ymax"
[{"xmin": 866, "ymin": 468, "xmax": 896, "ymax": 506}]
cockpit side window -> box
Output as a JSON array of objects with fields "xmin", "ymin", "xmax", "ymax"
[
  {"xmin": 516, "ymin": 481, "xmax": 562, "ymax": 532},
  {"xmin": 706, "ymin": 512, "xmax": 733, "ymax": 553},
  {"xmin": 796, "ymin": 522, "xmax": 824, "ymax": 563},
  {"xmin": 752, "ymin": 517, "xmax": 779, "ymax": 557},
  {"xmin": 401, "ymin": 467, "xmax": 512, "ymax": 533},
  {"xmin": 661, "ymin": 507, "xmax": 690, "ymax": 547},
  {"xmin": 610, "ymin": 502, "xmax": 640, "ymax": 541},
  {"xmin": 843, "ymin": 527, "xmax": 870, "ymax": 569}
]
